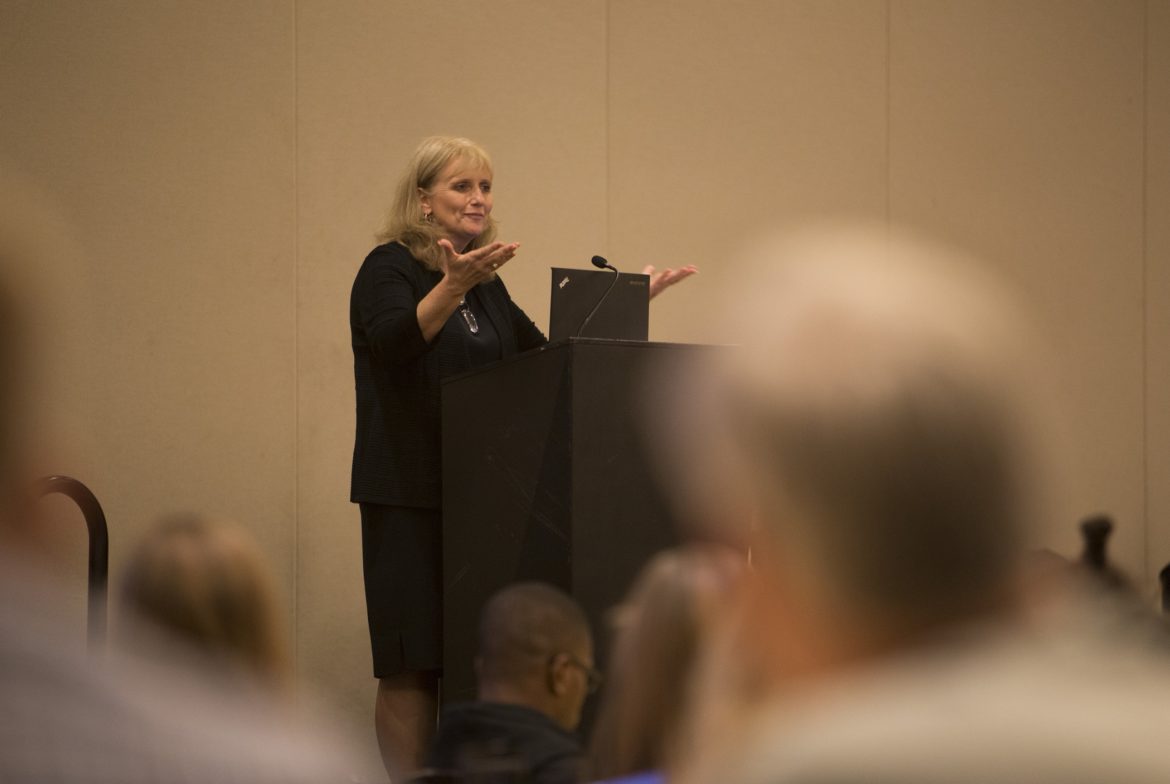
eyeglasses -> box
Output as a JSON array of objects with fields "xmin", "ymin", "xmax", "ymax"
[{"xmin": 553, "ymin": 653, "xmax": 604, "ymax": 694}]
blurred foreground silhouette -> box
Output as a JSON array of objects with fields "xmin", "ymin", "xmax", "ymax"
[
  {"xmin": 0, "ymin": 203, "xmax": 364, "ymax": 783},
  {"xmin": 645, "ymin": 223, "xmax": 1170, "ymax": 784}
]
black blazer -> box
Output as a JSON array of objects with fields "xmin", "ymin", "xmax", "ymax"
[{"xmin": 350, "ymin": 242, "xmax": 547, "ymax": 507}]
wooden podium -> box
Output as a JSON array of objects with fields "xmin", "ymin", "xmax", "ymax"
[{"xmin": 440, "ymin": 338, "xmax": 702, "ymax": 709}]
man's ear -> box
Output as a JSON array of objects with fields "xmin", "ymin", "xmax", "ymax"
[{"xmin": 546, "ymin": 653, "xmax": 569, "ymax": 697}]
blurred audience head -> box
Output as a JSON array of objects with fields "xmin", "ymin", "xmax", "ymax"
[
  {"xmin": 0, "ymin": 209, "xmax": 38, "ymax": 533},
  {"xmin": 476, "ymin": 581, "xmax": 596, "ymax": 731},
  {"xmin": 653, "ymin": 222, "xmax": 1054, "ymax": 672},
  {"xmin": 590, "ymin": 544, "xmax": 745, "ymax": 779},
  {"xmin": 119, "ymin": 515, "xmax": 291, "ymax": 690},
  {"xmin": 0, "ymin": 187, "xmax": 95, "ymax": 566}
]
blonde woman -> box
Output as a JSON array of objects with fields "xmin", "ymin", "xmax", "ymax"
[
  {"xmin": 589, "ymin": 545, "xmax": 745, "ymax": 781},
  {"xmin": 350, "ymin": 136, "xmax": 695, "ymax": 777},
  {"xmin": 118, "ymin": 515, "xmax": 291, "ymax": 691}
]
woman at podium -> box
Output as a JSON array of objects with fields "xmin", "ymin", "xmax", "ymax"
[
  {"xmin": 350, "ymin": 136, "xmax": 535, "ymax": 776},
  {"xmin": 349, "ymin": 136, "xmax": 695, "ymax": 776}
]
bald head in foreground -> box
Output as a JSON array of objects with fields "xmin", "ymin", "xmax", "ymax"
[{"xmin": 655, "ymin": 224, "xmax": 1170, "ymax": 783}]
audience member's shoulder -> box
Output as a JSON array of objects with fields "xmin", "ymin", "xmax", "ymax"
[
  {"xmin": 439, "ymin": 700, "xmax": 579, "ymax": 746},
  {"xmin": 432, "ymin": 701, "xmax": 583, "ymax": 784},
  {"xmin": 0, "ymin": 561, "xmax": 361, "ymax": 784},
  {"xmin": 111, "ymin": 661, "xmax": 358, "ymax": 784},
  {"xmin": 682, "ymin": 623, "xmax": 1170, "ymax": 784},
  {"xmin": 594, "ymin": 772, "xmax": 665, "ymax": 784}
]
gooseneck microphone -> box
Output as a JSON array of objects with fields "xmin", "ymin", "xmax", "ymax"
[
  {"xmin": 576, "ymin": 255, "xmax": 622, "ymax": 337},
  {"xmin": 591, "ymin": 254, "xmax": 618, "ymax": 273}
]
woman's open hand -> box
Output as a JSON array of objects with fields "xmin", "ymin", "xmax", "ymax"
[
  {"xmin": 439, "ymin": 239, "xmax": 520, "ymax": 294},
  {"xmin": 643, "ymin": 264, "xmax": 699, "ymax": 300}
]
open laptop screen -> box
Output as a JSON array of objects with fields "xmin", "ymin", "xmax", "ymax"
[{"xmin": 548, "ymin": 267, "xmax": 650, "ymax": 342}]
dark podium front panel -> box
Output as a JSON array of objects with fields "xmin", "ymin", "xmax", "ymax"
[{"xmin": 441, "ymin": 338, "xmax": 703, "ymax": 710}]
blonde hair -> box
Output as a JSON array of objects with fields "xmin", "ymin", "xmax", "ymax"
[
  {"xmin": 378, "ymin": 136, "xmax": 498, "ymax": 271},
  {"xmin": 119, "ymin": 516, "xmax": 291, "ymax": 690},
  {"xmin": 589, "ymin": 545, "xmax": 745, "ymax": 779}
]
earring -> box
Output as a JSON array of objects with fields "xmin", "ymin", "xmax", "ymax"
[{"xmin": 423, "ymin": 212, "xmax": 433, "ymax": 223}]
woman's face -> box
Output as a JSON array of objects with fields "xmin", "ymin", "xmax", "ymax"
[{"xmin": 420, "ymin": 158, "xmax": 493, "ymax": 251}]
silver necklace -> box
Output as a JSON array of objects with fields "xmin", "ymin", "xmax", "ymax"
[{"xmin": 458, "ymin": 297, "xmax": 479, "ymax": 334}]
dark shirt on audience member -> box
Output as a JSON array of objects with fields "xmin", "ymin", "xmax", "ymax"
[{"xmin": 427, "ymin": 702, "xmax": 583, "ymax": 784}]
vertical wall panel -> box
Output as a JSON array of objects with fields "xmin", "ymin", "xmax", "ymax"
[
  {"xmin": 889, "ymin": 1, "xmax": 1147, "ymax": 573},
  {"xmin": 0, "ymin": 2, "xmax": 298, "ymax": 612},
  {"xmin": 294, "ymin": 0, "xmax": 607, "ymax": 749},
  {"xmin": 1144, "ymin": 0, "xmax": 1170, "ymax": 588},
  {"xmin": 608, "ymin": 0, "xmax": 888, "ymax": 344}
]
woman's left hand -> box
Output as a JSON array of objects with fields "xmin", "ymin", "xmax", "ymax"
[{"xmin": 643, "ymin": 264, "xmax": 699, "ymax": 300}]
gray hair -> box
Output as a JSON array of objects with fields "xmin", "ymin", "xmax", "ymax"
[{"xmin": 656, "ymin": 224, "xmax": 1050, "ymax": 635}]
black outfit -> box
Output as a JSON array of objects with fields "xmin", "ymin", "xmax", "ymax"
[
  {"xmin": 427, "ymin": 702, "xmax": 584, "ymax": 784},
  {"xmin": 350, "ymin": 242, "xmax": 546, "ymax": 675}
]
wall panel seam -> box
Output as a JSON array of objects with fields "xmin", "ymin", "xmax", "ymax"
[
  {"xmin": 604, "ymin": 0, "xmax": 611, "ymax": 253},
  {"xmin": 885, "ymin": 0, "xmax": 891, "ymax": 228},
  {"xmin": 1141, "ymin": 0, "xmax": 1150, "ymax": 587},
  {"xmin": 292, "ymin": 0, "xmax": 301, "ymax": 671}
]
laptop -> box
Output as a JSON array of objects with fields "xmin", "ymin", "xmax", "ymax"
[{"xmin": 548, "ymin": 267, "xmax": 650, "ymax": 342}]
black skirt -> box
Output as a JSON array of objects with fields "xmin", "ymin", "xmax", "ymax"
[{"xmin": 360, "ymin": 503, "xmax": 442, "ymax": 677}]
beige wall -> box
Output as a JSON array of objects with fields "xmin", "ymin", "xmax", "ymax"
[
  {"xmin": 1146, "ymin": 0, "xmax": 1170, "ymax": 597},
  {"xmin": 1, "ymin": 0, "xmax": 1166, "ymax": 766},
  {"xmin": 1, "ymin": 0, "xmax": 300, "ymax": 634}
]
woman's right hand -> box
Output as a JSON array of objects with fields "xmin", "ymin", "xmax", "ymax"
[
  {"xmin": 438, "ymin": 239, "xmax": 520, "ymax": 295},
  {"xmin": 416, "ymin": 239, "xmax": 521, "ymax": 343}
]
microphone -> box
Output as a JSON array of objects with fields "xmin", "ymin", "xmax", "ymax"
[
  {"xmin": 592, "ymin": 255, "xmax": 618, "ymax": 273},
  {"xmin": 576, "ymin": 255, "xmax": 622, "ymax": 338}
]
